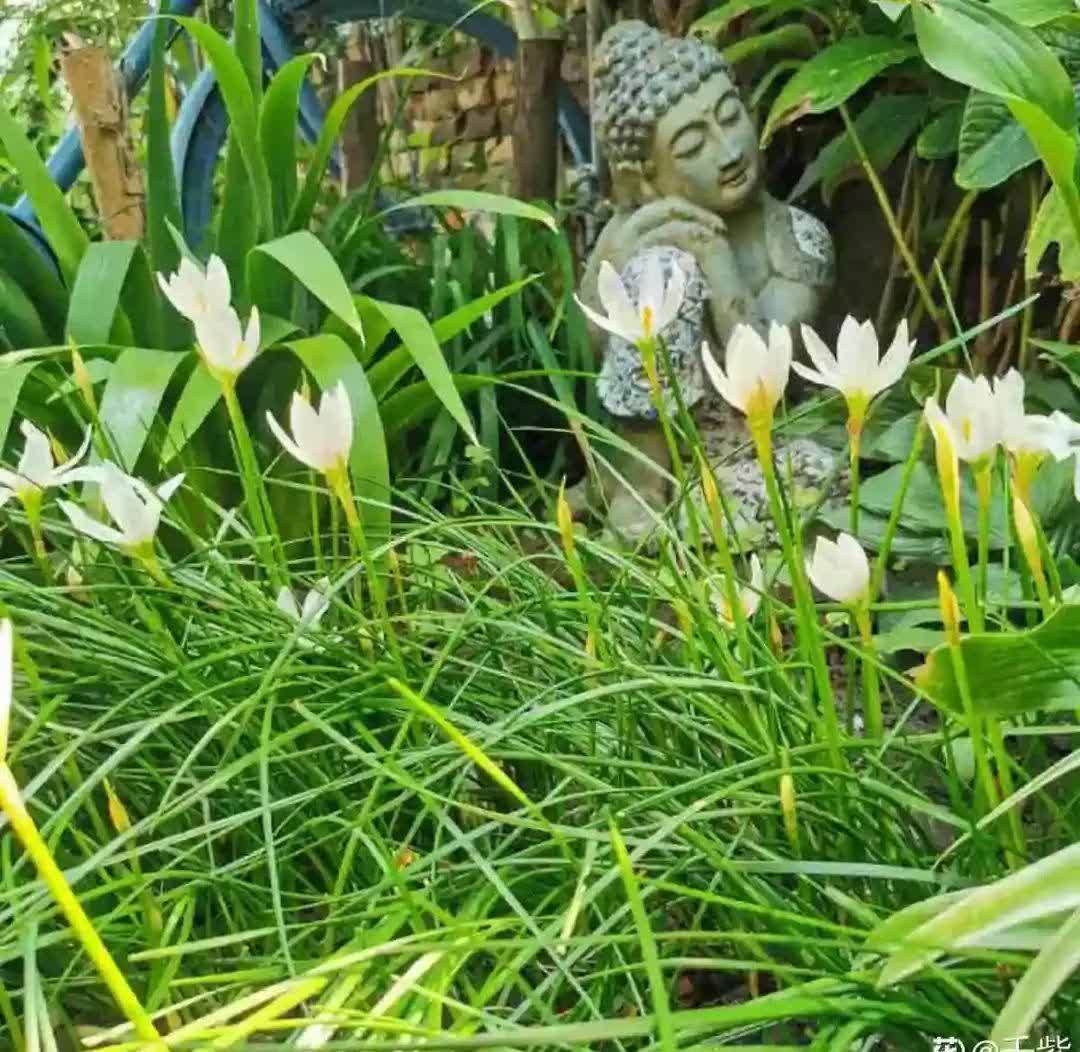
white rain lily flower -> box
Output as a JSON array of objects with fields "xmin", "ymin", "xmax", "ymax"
[
  {"xmin": 0, "ymin": 618, "xmax": 11, "ymax": 764},
  {"xmin": 276, "ymin": 579, "xmax": 331, "ymax": 630},
  {"xmin": 795, "ymin": 317, "xmax": 915, "ymax": 429},
  {"xmin": 0, "ymin": 420, "xmax": 93, "ymax": 509},
  {"xmin": 575, "ymin": 257, "xmax": 685, "ymax": 348},
  {"xmin": 157, "ymin": 254, "xmax": 231, "ymax": 324},
  {"xmin": 58, "ymin": 462, "xmax": 184, "ymax": 553},
  {"xmin": 267, "ymin": 381, "xmax": 353, "ymax": 477},
  {"xmin": 194, "ymin": 304, "xmax": 260, "ymax": 384},
  {"xmin": 991, "ymin": 370, "xmax": 1075, "ymax": 460},
  {"xmin": 702, "ymin": 323, "xmax": 792, "ymax": 427},
  {"xmin": 941, "ymin": 374, "xmax": 999, "ymax": 465},
  {"xmin": 713, "ymin": 554, "xmax": 764, "ymax": 627},
  {"xmin": 806, "ymin": 532, "xmax": 870, "ymax": 606}
]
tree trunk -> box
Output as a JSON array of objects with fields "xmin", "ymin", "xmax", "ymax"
[
  {"xmin": 512, "ymin": 36, "xmax": 563, "ymax": 202},
  {"xmin": 338, "ymin": 25, "xmax": 381, "ymax": 192},
  {"xmin": 60, "ymin": 40, "xmax": 144, "ymax": 240}
]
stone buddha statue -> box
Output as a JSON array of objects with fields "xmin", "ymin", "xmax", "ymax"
[{"xmin": 573, "ymin": 20, "xmax": 838, "ymax": 543}]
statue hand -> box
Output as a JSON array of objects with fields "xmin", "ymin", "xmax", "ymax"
[{"xmin": 610, "ymin": 198, "xmax": 727, "ymax": 267}]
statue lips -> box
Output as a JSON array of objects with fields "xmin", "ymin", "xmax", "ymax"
[{"xmin": 718, "ymin": 161, "xmax": 748, "ymax": 188}]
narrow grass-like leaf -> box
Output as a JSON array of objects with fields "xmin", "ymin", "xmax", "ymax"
[
  {"xmin": 0, "ymin": 107, "xmax": 88, "ymax": 280},
  {"xmin": 387, "ymin": 190, "xmax": 557, "ymax": 233}
]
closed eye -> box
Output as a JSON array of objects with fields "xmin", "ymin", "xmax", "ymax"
[
  {"xmin": 715, "ymin": 92, "xmax": 742, "ymax": 126},
  {"xmin": 671, "ymin": 124, "xmax": 706, "ymax": 158}
]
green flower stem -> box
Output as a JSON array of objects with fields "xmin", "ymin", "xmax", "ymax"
[
  {"xmin": 699, "ymin": 455, "xmax": 753, "ymax": 672},
  {"xmin": 986, "ymin": 716, "xmax": 1026, "ymax": 867},
  {"xmin": 221, "ymin": 382, "xmax": 285, "ymax": 588},
  {"xmin": 330, "ymin": 471, "xmax": 401, "ymax": 664},
  {"xmin": 945, "ymin": 627, "xmax": 1002, "ymax": 831},
  {"xmin": 0, "ymin": 765, "xmax": 163, "ymax": 1047},
  {"xmin": 854, "ymin": 604, "xmax": 882, "ymax": 740},
  {"xmin": 752, "ymin": 422, "xmax": 843, "ymax": 769},
  {"xmin": 975, "ymin": 462, "xmax": 993, "ymax": 608},
  {"xmin": 871, "ymin": 415, "xmax": 927, "ymax": 601},
  {"xmin": 848, "ymin": 424, "xmax": 861, "ymax": 537},
  {"xmin": 943, "ymin": 485, "xmax": 982, "ymax": 634}
]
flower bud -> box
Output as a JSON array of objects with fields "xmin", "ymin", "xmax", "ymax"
[
  {"xmin": 937, "ymin": 571, "xmax": 962, "ymax": 647},
  {"xmin": 104, "ymin": 779, "xmax": 132, "ymax": 834},
  {"xmin": 72, "ymin": 348, "xmax": 97, "ymax": 413}
]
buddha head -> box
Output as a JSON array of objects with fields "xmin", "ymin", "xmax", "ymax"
[{"xmin": 594, "ymin": 21, "xmax": 761, "ymax": 213}]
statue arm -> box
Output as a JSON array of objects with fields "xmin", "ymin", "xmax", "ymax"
[{"xmin": 756, "ymin": 274, "xmax": 826, "ymax": 331}]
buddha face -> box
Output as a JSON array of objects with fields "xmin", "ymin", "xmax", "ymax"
[{"xmin": 649, "ymin": 71, "xmax": 761, "ymax": 214}]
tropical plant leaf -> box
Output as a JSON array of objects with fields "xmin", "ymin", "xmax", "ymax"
[
  {"xmin": 0, "ymin": 271, "xmax": 49, "ymax": 349},
  {"xmin": 255, "ymin": 232, "xmax": 365, "ymax": 339},
  {"xmin": 916, "ymin": 104, "xmax": 963, "ymax": 159},
  {"xmin": 146, "ymin": 15, "xmax": 182, "ymax": 279},
  {"xmin": 917, "ymin": 604, "xmax": 1080, "ymax": 717},
  {"xmin": 172, "ymin": 16, "xmax": 273, "ymax": 240},
  {"xmin": 0, "ymin": 212, "xmax": 67, "ymax": 341},
  {"xmin": 66, "ymin": 242, "xmax": 138, "ymax": 345},
  {"xmin": 956, "ymin": 90, "xmax": 1038, "ymax": 188},
  {"xmin": 1027, "ymin": 185, "xmax": 1080, "ymax": 281},
  {"xmin": 989, "ymin": 905, "xmax": 1080, "ymax": 1040},
  {"xmin": 0, "ymin": 107, "xmax": 88, "ymax": 281},
  {"xmin": 877, "ymin": 843, "xmax": 1080, "ymax": 985},
  {"xmin": 96, "ymin": 348, "xmax": 184, "ymax": 471},
  {"xmin": 386, "ymin": 190, "xmax": 557, "ymax": 233},
  {"xmin": 361, "ymin": 298, "xmax": 478, "ymax": 444},
  {"xmin": 380, "ymin": 376, "xmax": 493, "ymax": 442},
  {"xmin": 0, "ymin": 362, "xmax": 38, "ymax": 449},
  {"xmin": 289, "ymin": 68, "xmax": 430, "ymax": 233},
  {"xmin": 285, "ymin": 335, "xmax": 390, "ymax": 543},
  {"xmin": 259, "ymin": 55, "xmax": 318, "ymax": 231},
  {"xmin": 792, "ymin": 94, "xmax": 929, "ymax": 202},
  {"xmin": 431, "ymin": 277, "xmax": 537, "ymax": 344},
  {"xmin": 762, "ymin": 36, "xmax": 917, "ymax": 143},
  {"xmin": 161, "ymin": 358, "xmax": 219, "ymax": 465}
]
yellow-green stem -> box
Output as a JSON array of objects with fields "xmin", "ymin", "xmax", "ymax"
[
  {"xmin": 854, "ymin": 604, "xmax": 882, "ymax": 740},
  {"xmin": 975, "ymin": 463, "xmax": 993, "ymax": 608},
  {"xmin": 0, "ymin": 765, "xmax": 163, "ymax": 1046},
  {"xmin": 944, "ymin": 488, "xmax": 982, "ymax": 633},
  {"xmin": 333, "ymin": 473, "xmax": 401, "ymax": 664},
  {"xmin": 752, "ymin": 422, "xmax": 843, "ymax": 769},
  {"xmin": 848, "ymin": 423, "xmax": 861, "ymax": 537},
  {"xmin": 222, "ymin": 383, "xmax": 285, "ymax": 588},
  {"xmin": 986, "ymin": 717, "xmax": 1026, "ymax": 867}
]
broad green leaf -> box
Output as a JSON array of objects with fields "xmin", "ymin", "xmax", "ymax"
[
  {"xmin": 878, "ymin": 843, "xmax": 1080, "ymax": 986},
  {"xmin": 147, "ymin": 15, "xmax": 182, "ymax": 278},
  {"xmin": 912, "ymin": 0, "xmax": 1075, "ymax": 131},
  {"xmin": 386, "ymin": 190, "xmax": 557, "ymax": 233},
  {"xmin": 916, "ymin": 105, "xmax": 962, "ymax": 159},
  {"xmin": 255, "ymin": 232, "xmax": 364, "ymax": 338},
  {"xmin": 723, "ymin": 24, "xmax": 817, "ymax": 66},
  {"xmin": 233, "ymin": 0, "xmax": 261, "ymax": 106},
  {"xmin": 792, "ymin": 94, "xmax": 928, "ymax": 202},
  {"xmin": 956, "ymin": 91, "xmax": 1038, "ymax": 188},
  {"xmin": 66, "ymin": 241, "xmax": 138, "ymax": 345},
  {"xmin": 986, "ymin": 0, "xmax": 1075, "ymax": 26},
  {"xmin": 918, "ymin": 604, "xmax": 1080, "ymax": 717},
  {"xmin": 0, "ymin": 271, "xmax": 49, "ymax": 348},
  {"xmin": 362, "ymin": 297, "xmax": 478, "ymax": 444},
  {"xmin": 990, "ymin": 905, "xmax": 1080, "ymax": 1041},
  {"xmin": 0, "ymin": 362, "xmax": 38, "ymax": 449},
  {"xmin": 0, "ymin": 212, "xmax": 68, "ymax": 341},
  {"xmin": 0, "ymin": 107, "xmax": 88, "ymax": 280},
  {"xmin": 96, "ymin": 348, "xmax": 184, "ymax": 470},
  {"xmin": 172, "ymin": 17, "xmax": 273, "ymax": 239},
  {"xmin": 285, "ymin": 335, "xmax": 390, "ymax": 543},
  {"xmin": 762, "ymin": 36, "xmax": 917, "ymax": 143},
  {"xmin": 161, "ymin": 358, "xmax": 219, "ymax": 465},
  {"xmin": 381, "ymin": 376, "xmax": 493, "ymax": 441},
  {"xmin": 1027, "ymin": 185, "xmax": 1080, "ymax": 281},
  {"xmin": 431, "ymin": 277, "xmax": 536, "ymax": 343},
  {"xmin": 259, "ymin": 55, "xmax": 318, "ymax": 230},
  {"xmin": 289, "ymin": 68, "xmax": 430, "ymax": 233}
]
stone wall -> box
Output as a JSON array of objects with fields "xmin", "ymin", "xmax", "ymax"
[{"xmin": 383, "ymin": 18, "xmax": 589, "ymax": 190}]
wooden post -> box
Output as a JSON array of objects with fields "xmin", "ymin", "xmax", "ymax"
[
  {"xmin": 60, "ymin": 37, "xmax": 144, "ymax": 241},
  {"xmin": 512, "ymin": 35, "xmax": 564, "ymax": 202},
  {"xmin": 338, "ymin": 25, "xmax": 381, "ymax": 191}
]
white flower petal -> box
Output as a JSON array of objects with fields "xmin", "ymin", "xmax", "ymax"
[
  {"xmin": 53, "ymin": 427, "xmax": 94, "ymax": 482},
  {"xmin": 321, "ymin": 383, "xmax": 354, "ymax": 468},
  {"xmin": 596, "ymin": 261, "xmax": 643, "ymax": 343},
  {"xmin": 291, "ymin": 391, "xmax": 332, "ymax": 471},
  {"xmin": 799, "ymin": 324, "xmax": 839, "ymax": 387},
  {"xmin": 204, "ymin": 254, "xmax": 232, "ymax": 314},
  {"xmin": 639, "ymin": 254, "xmax": 664, "ymax": 321},
  {"xmin": 701, "ymin": 340, "xmax": 738, "ymax": 409},
  {"xmin": 276, "ymin": 587, "xmax": 301, "ymax": 620},
  {"xmin": 835, "ymin": 316, "xmax": 864, "ymax": 382},
  {"xmin": 267, "ymin": 410, "xmax": 310, "ymax": 469},
  {"xmin": 875, "ymin": 319, "xmax": 915, "ymax": 392},
  {"xmin": 301, "ymin": 579, "xmax": 331, "ymax": 626},
  {"xmin": 59, "ymin": 499, "xmax": 127, "ymax": 547},
  {"xmin": 100, "ymin": 463, "xmax": 156, "ymax": 545},
  {"xmin": 655, "ymin": 260, "xmax": 686, "ymax": 334},
  {"xmin": 17, "ymin": 421, "xmax": 53, "ymax": 488}
]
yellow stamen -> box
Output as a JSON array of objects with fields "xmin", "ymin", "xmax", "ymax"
[{"xmin": 641, "ymin": 306, "xmax": 654, "ymax": 339}]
